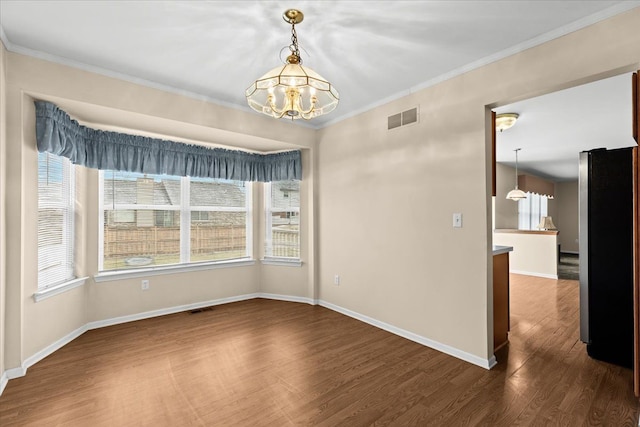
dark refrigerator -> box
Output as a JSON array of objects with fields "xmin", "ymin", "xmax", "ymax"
[{"xmin": 579, "ymin": 147, "xmax": 634, "ymax": 369}]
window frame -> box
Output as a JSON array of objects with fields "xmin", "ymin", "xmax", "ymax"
[
  {"xmin": 518, "ymin": 192, "xmax": 549, "ymax": 230},
  {"xmin": 98, "ymin": 171, "xmax": 253, "ymax": 272},
  {"xmin": 264, "ymin": 181, "xmax": 301, "ymax": 263},
  {"xmin": 37, "ymin": 152, "xmax": 77, "ymax": 290}
]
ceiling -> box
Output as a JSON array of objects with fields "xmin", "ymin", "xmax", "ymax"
[
  {"xmin": 496, "ymin": 72, "xmax": 637, "ymax": 182},
  {"xmin": 0, "ymin": 1, "xmax": 638, "ymax": 176}
]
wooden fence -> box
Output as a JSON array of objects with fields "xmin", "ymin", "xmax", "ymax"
[
  {"xmin": 103, "ymin": 225, "xmax": 246, "ymax": 259},
  {"xmin": 103, "ymin": 225, "xmax": 300, "ymax": 260}
]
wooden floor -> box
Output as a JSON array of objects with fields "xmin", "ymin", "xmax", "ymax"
[{"xmin": 1, "ymin": 275, "xmax": 638, "ymax": 426}]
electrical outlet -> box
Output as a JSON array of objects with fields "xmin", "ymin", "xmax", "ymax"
[
  {"xmin": 334, "ymin": 275, "xmax": 340, "ymax": 286},
  {"xmin": 141, "ymin": 279, "xmax": 149, "ymax": 290}
]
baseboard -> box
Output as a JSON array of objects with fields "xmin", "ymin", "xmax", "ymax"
[
  {"xmin": 2, "ymin": 323, "xmax": 88, "ymax": 387},
  {"xmin": 510, "ymin": 269, "xmax": 558, "ymax": 280},
  {"xmin": 1, "ymin": 291, "xmax": 495, "ymax": 397},
  {"xmin": 85, "ymin": 293, "xmax": 260, "ymax": 330},
  {"xmin": 0, "ymin": 371, "xmax": 8, "ymax": 395},
  {"xmin": 318, "ymin": 300, "xmax": 496, "ymax": 370},
  {"xmin": 0, "ymin": 293, "xmax": 261, "ymax": 396},
  {"xmin": 257, "ymin": 293, "xmax": 315, "ymax": 305}
]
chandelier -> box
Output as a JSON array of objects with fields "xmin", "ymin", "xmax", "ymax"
[{"xmin": 245, "ymin": 9, "xmax": 339, "ymax": 120}]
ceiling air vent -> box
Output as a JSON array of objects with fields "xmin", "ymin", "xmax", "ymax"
[{"xmin": 387, "ymin": 107, "xmax": 419, "ymax": 130}]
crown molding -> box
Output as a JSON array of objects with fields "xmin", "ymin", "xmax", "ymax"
[{"xmin": 320, "ymin": 2, "xmax": 640, "ymax": 129}]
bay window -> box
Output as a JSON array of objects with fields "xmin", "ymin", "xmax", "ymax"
[
  {"xmin": 38, "ymin": 152, "xmax": 76, "ymax": 289},
  {"xmin": 265, "ymin": 180, "xmax": 300, "ymax": 259},
  {"xmin": 99, "ymin": 171, "xmax": 251, "ymax": 271}
]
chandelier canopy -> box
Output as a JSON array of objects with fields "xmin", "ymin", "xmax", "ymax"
[{"xmin": 245, "ymin": 9, "xmax": 339, "ymax": 120}]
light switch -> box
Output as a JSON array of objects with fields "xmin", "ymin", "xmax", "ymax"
[{"xmin": 453, "ymin": 213, "xmax": 462, "ymax": 228}]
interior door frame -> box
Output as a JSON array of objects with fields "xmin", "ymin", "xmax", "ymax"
[
  {"xmin": 491, "ymin": 70, "xmax": 640, "ymax": 397},
  {"xmin": 632, "ymin": 71, "xmax": 639, "ymax": 397}
]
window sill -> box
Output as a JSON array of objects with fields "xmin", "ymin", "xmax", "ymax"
[
  {"xmin": 33, "ymin": 276, "xmax": 89, "ymax": 303},
  {"xmin": 261, "ymin": 257, "xmax": 302, "ymax": 267},
  {"xmin": 94, "ymin": 258, "xmax": 256, "ymax": 283}
]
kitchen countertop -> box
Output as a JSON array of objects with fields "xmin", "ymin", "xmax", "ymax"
[{"xmin": 493, "ymin": 245, "xmax": 513, "ymax": 256}]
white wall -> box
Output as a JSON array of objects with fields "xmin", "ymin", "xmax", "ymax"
[
  {"xmin": 556, "ymin": 180, "xmax": 579, "ymax": 253},
  {"xmin": 317, "ymin": 8, "xmax": 640, "ymax": 363},
  {"xmin": 1, "ymin": 7, "xmax": 640, "ymax": 389},
  {"xmin": 1, "ymin": 50, "xmax": 316, "ymax": 377},
  {"xmin": 493, "ymin": 231, "xmax": 559, "ymax": 278}
]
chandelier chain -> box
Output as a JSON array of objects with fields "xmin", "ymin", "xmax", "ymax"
[{"xmin": 290, "ymin": 24, "xmax": 302, "ymax": 63}]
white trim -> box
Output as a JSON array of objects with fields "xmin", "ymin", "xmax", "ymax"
[
  {"xmin": 86, "ymin": 293, "xmax": 259, "ymax": 330},
  {"xmin": 0, "ymin": 291, "xmax": 496, "ymax": 397},
  {"xmin": 33, "ymin": 276, "xmax": 89, "ymax": 302},
  {"xmin": 261, "ymin": 257, "xmax": 302, "ymax": 267},
  {"xmin": 510, "ymin": 269, "xmax": 559, "ymax": 280},
  {"xmin": 318, "ymin": 300, "xmax": 497, "ymax": 370},
  {"xmin": 0, "ymin": 24, "xmax": 318, "ymax": 130},
  {"xmin": 94, "ymin": 258, "xmax": 255, "ymax": 282},
  {"xmin": 320, "ymin": 2, "xmax": 640, "ymax": 129},
  {"xmin": 258, "ymin": 293, "xmax": 314, "ymax": 305},
  {"xmin": 245, "ymin": 183, "xmax": 253, "ymax": 259},
  {"xmin": 5, "ymin": 366, "xmax": 25, "ymax": 380},
  {"xmin": 98, "ymin": 170, "xmax": 105, "ymax": 271},
  {"xmin": 2, "ymin": 323, "xmax": 88, "ymax": 387},
  {"xmin": 1, "ymin": 4, "xmax": 636, "ymax": 132},
  {"xmin": 0, "ymin": 371, "xmax": 8, "ymax": 395},
  {"xmin": 180, "ymin": 177, "xmax": 190, "ymax": 263}
]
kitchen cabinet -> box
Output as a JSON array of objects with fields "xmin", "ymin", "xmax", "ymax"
[{"xmin": 493, "ymin": 246, "xmax": 512, "ymax": 352}]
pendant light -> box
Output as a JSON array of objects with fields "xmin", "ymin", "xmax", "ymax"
[
  {"xmin": 506, "ymin": 148, "xmax": 527, "ymax": 201},
  {"xmin": 245, "ymin": 9, "xmax": 339, "ymax": 120}
]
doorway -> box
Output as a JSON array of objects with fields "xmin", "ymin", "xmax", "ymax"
[{"xmin": 490, "ymin": 70, "xmax": 639, "ymax": 390}]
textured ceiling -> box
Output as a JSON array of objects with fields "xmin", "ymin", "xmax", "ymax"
[{"xmin": 1, "ymin": 1, "xmax": 638, "ymax": 178}]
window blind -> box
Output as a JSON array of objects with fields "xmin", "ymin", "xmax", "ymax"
[
  {"xmin": 38, "ymin": 152, "xmax": 75, "ymax": 288},
  {"xmin": 265, "ymin": 180, "xmax": 300, "ymax": 258},
  {"xmin": 518, "ymin": 192, "xmax": 548, "ymax": 230}
]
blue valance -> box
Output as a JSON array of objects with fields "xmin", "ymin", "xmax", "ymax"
[{"xmin": 35, "ymin": 101, "xmax": 301, "ymax": 182}]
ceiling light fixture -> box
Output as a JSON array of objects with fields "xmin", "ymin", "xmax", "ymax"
[
  {"xmin": 506, "ymin": 148, "xmax": 527, "ymax": 201},
  {"xmin": 245, "ymin": 9, "xmax": 339, "ymax": 121},
  {"xmin": 495, "ymin": 113, "xmax": 519, "ymax": 132}
]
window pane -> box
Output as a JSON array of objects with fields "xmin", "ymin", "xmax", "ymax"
[
  {"xmin": 38, "ymin": 152, "xmax": 75, "ymax": 288},
  {"xmin": 103, "ymin": 210, "xmax": 181, "ymax": 270},
  {"xmin": 271, "ymin": 180, "xmax": 299, "ymax": 210},
  {"xmin": 518, "ymin": 192, "xmax": 549, "ymax": 230},
  {"xmin": 103, "ymin": 171, "xmax": 181, "ymax": 207},
  {"xmin": 266, "ymin": 180, "xmax": 300, "ymax": 258},
  {"xmin": 190, "ymin": 211, "xmax": 247, "ymax": 262},
  {"xmin": 268, "ymin": 211, "xmax": 300, "ymax": 258},
  {"xmin": 100, "ymin": 172, "xmax": 251, "ymax": 271},
  {"xmin": 102, "ymin": 171, "xmax": 182, "ymax": 270},
  {"xmin": 190, "ymin": 179, "xmax": 246, "ymax": 208}
]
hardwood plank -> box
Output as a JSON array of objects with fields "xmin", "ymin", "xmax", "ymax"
[{"xmin": 1, "ymin": 278, "xmax": 638, "ymax": 426}]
